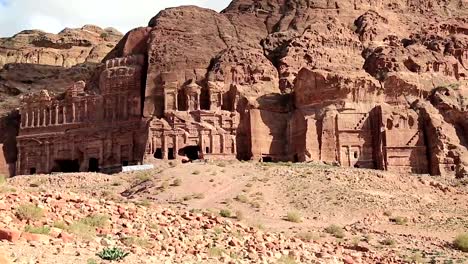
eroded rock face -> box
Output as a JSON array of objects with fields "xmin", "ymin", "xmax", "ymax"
[
  {"xmin": 0, "ymin": 25, "xmax": 122, "ymax": 69},
  {"xmin": 5, "ymin": 0, "xmax": 468, "ymax": 178}
]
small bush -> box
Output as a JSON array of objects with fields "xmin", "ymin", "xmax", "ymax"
[
  {"xmin": 173, "ymin": 178, "xmax": 182, "ymax": 186},
  {"xmin": 161, "ymin": 181, "xmax": 170, "ymax": 190},
  {"xmin": 390, "ymin": 216, "xmax": 408, "ymax": 225},
  {"xmin": 81, "ymin": 214, "xmax": 109, "ymax": 228},
  {"xmin": 183, "ymin": 195, "xmax": 193, "ymax": 201},
  {"xmin": 325, "ymin": 224, "xmax": 345, "ymax": 238},
  {"xmin": 454, "ymin": 233, "xmax": 468, "ymax": 252},
  {"xmin": 245, "ymin": 183, "xmax": 253, "ymax": 188},
  {"xmin": 220, "ymin": 209, "xmax": 232, "ymax": 218},
  {"xmin": 286, "ymin": 211, "xmax": 302, "ymax": 223},
  {"xmin": 381, "ymin": 238, "xmax": 396, "ymax": 246},
  {"xmin": 97, "ymin": 247, "xmax": 129, "ymax": 261},
  {"xmin": 250, "ymin": 201, "xmax": 261, "ymax": 209},
  {"xmin": 53, "ymin": 221, "xmax": 67, "ymax": 229},
  {"xmin": 235, "ymin": 194, "xmax": 249, "ymax": 203},
  {"xmin": 277, "ymin": 255, "xmax": 297, "ymax": 264},
  {"xmin": 138, "ymin": 199, "xmax": 151, "ymax": 207},
  {"xmin": 192, "ymin": 170, "xmax": 201, "ymax": 175},
  {"xmin": 136, "ymin": 171, "xmax": 152, "ymax": 182},
  {"xmin": 15, "ymin": 204, "xmax": 44, "ymax": 221},
  {"xmin": 208, "ymin": 247, "xmax": 225, "ymax": 258},
  {"xmin": 25, "ymin": 225, "xmax": 50, "ymax": 235},
  {"xmin": 193, "ymin": 193, "xmax": 205, "ymax": 199},
  {"xmin": 68, "ymin": 222, "xmax": 96, "ymax": 239},
  {"xmin": 297, "ymin": 232, "xmax": 319, "ymax": 242},
  {"xmin": 121, "ymin": 236, "xmax": 150, "ymax": 248},
  {"xmin": 87, "ymin": 259, "xmax": 98, "ymax": 264}
]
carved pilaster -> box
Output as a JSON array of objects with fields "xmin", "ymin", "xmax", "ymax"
[
  {"xmin": 31, "ymin": 110, "xmax": 35, "ymax": 128},
  {"xmin": 43, "ymin": 108, "xmax": 47, "ymax": 127},
  {"xmin": 63, "ymin": 105, "xmax": 67, "ymax": 124},
  {"xmin": 55, "ymin": 105, "xmax": 59, "ymax": 125},
  {"xmin": 72, "ymin": 102, "xmax": 76, "ymax": 123}
]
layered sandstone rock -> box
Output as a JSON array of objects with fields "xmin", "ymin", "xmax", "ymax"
[
  {"xmin": 7, "ymin": 0, "xmax": 468, "ymax": 178},
  {"xmin": 0, "ymin": 25, "xmax": 122, "ymax": 69}
]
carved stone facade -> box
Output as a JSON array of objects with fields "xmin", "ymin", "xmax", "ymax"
[
  {"xmin": 13, "ymin": 3, "xmax": 466, "ymax": 178},
  {"xmin": 16, "ymin": 55, "xmax": 146, "ymax": 175}
]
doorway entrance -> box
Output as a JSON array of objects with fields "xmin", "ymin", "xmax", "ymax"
[
  {"xmin": 88, "ymin": 158, "xmax": 99, "ymax": 172},
  {"xmin": 180, "ymin": 146, "xmax": 200, "ymax": 160},
  {"xmin": 53, "ymin": 160, "xmax": 80, "ymax": 173}
]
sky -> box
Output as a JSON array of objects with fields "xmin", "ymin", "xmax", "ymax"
[{"xmin": 0, "ymin": 0, "xmax": 231, "ymax": 37}]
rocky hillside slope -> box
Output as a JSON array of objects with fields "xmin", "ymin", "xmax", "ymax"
[
  {"xmin": 0, "ymin": 25, "xmax": 122, "ymax": 69},
  {"xmin": 1, "ymin": 161, "xmax": 467, "ymax": 263}
]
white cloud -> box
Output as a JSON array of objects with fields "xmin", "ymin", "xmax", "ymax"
[{"xmin": 0, "ymin": 0, "xmax": 231, "ymax": 37}]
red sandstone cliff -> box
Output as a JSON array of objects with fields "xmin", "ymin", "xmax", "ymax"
[{"xmin": 2, "ymin": 0, "xmax": 467, "ymax": 178}]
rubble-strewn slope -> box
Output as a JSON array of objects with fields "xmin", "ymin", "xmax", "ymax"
[{"xmin": 1, "ymin": 161, "xmax": 468, "ymax": 263}]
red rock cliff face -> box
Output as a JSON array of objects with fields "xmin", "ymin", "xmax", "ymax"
[{"xmin": 10, "ymin": 0, "xmax": 468, "ymax": 178}]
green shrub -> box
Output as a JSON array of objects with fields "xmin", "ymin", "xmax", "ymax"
[
  {"xmin": 193, "ymin": 193, "xmax": 205, "ymax": 199},
  {"xmin": 381, "ymin": 238, "xmax": 396, "ymax": 246},
  {"xmin": 81, "ymin": 214, "xmax": 109, "ymax": 228},
  {"xmin": 53, "ymin": 221, "xmax": 67, "ymax": 229},
  {"xmin": 121, "ymin": 236, "xmax": 150, "ymax": 248},
  {"xmin": 173, "ymin": 178, "xmax": 182, "ymax": 186},
  {"xmin": 24, "ymin": 225, "xmax": 50, "ymax": 235},
  {"xmin": 220, "ymin": 209, "xmax": 232, "ymax": 218},
  {"xmin": 325, "ymin": 224, "xmax": 345, "ymax": 238},
  {"xmin": 390, "ymin": 216, "xmax": 408, "ymax": 225},
  {"xmin": 15, "ymin": 204, "xmax": 44, "ymax": 221},
  {"xmin": 296, "ymin": 232, "xmax": 319, "ymax": 242},
  {"xmin": 0, "ymin": 174, "xmax": 6, "ymax": 185},
  {"xmin": 277, "ymin": 255, "xmax": 297, "ymax": 264},
  {"xmin": 286, "ymin": 211, "xmax": 302, "ymax": 223},
  {"xmin": 87, "ymin": 259, "xmax": 98, "ymax": 264},
  {"xmin": 208, "ymin": 247, "xmax": 225, "ymax": 258},
  {"xmin": 68, "ymin": 222, "xmax": 96, "ymax": 240},
  {"xmin": 235, "ymin": 194, "xmax": 249, "ymax": 203},
  {"xmin": 97, "ymin": 247, "xmax": 129, "ymax": 261},
  {"xmin": 454, "ymin": 233, "xmax": 468, "ymax": 252}
]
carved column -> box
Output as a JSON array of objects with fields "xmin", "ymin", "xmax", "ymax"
[
  {"xmin": 21, "ymin": 111, "xmax": 25, "ymax": 128},
  {"xmin": 43, "ymin": 108, "xmax": 47, "ymax": 127},
  {"xmin": 16, "ymin": 144, "xmax": 21, "ymax": 175},
  {"xmin": 31, "ymin": 109, "xmax": 35, "ymax": 128},
  {"xmin": 84, "ymin": 100, "xmax": 88, "ymax": 121},
  {"xmin": 162, "ymin": 134, "xmax": 168, "ymax": 160},
  {"xmin": 72, "ymin": 102, "xmax": 76, "ymax": 123},
  {"xmin": 49, "ymin": 108, "xmax": 53, "ymax": 125},
  {"xmin": 174, "ymin": 134, "xmax": 178, "ymax": 158},
  {"xmin": 63, "ymin": 105, "xmax": 67, "ymax": 124},
  {"xmin": 55, "ymin": 105, "xmax": 59, "ymax": 125},
  {"xmin": 220, "ymin": 134, "xmax": 225, "ymax": 154}
]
